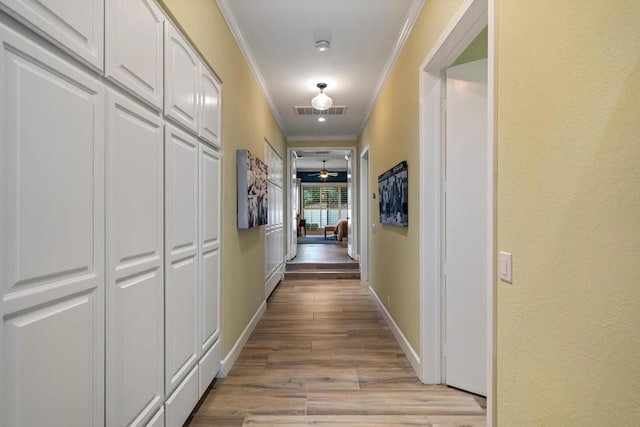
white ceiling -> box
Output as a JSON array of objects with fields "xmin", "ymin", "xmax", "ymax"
[{"xmin": 217, "ymin": 0, "xmax": 423, "ymax": 141}]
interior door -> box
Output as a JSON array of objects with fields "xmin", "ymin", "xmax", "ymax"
[
  {"xmin": 289, "ymin": 150, "xmax": 298, "ymax": 260},
  {"xmin": 443, "ymin": 58, "xmax": 488, "ymax": 396},
  {"xmin": 347, "ymin": 152, "xmax": 355, "ymax": 259}
]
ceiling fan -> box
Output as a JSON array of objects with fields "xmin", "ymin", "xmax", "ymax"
[{"xmin": 310, "ymin": 160, "xmax": 338, "ymax": 179}]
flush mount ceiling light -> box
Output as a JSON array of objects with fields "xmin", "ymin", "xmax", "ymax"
[
  {"xmin": 315, "ymin": 40, "xmax": 330, "ymax": 52},
  {"xmin": 311, "ymin": 83, "xmax": 333, "ymax": 111}
]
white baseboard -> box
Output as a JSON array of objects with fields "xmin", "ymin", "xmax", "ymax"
[
  {"xmin": 368, "ymin": 286, "xmax": 421, "ymax": 376},
  {"xmin": 218, "ymin": 300, "xmax": 266, "ymax": 378}
]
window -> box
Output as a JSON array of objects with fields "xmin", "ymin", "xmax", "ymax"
[{"xmin": 302, "ymin": 185, "xmax": 348, "ymax": 228}]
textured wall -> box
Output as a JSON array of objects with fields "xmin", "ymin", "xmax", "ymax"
[
  {"xmin": 359, "ymin": 0, "xmax": 464, "ymax": 352},
  {"xmin": 497, "ymin": 0, "xmax": 640, "ymax": 424},
  {"xmin": 157, "ymin": 0, "xmax": 286, "ymax": 358}
]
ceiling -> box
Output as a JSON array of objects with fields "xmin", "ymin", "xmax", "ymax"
[{"xmin": 217, "ymin": 0, "xmax": 424, "ymax": 141}]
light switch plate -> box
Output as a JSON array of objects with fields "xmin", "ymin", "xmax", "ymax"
[{"xmin": 499, "ymin": 251, "xmax": 512, "ymax": 283}]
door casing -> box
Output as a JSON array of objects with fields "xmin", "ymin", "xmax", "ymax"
[{"xmin": 418, "ymin": 0, "xmax": 495, "ymax": 424}]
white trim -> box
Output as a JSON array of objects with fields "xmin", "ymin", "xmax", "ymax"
[
  {"xmin": 286, "ymin": 135, "xmax": 358, "ymax": 142},
  {"xmin": 217, "ymin": 301, "xmax": 266, "ymax": 377},
  {"xmin": 486, "ymin": 1, "xmax": 496, "ymax": 424},
  {"xmin": 369, "ymin": 286, "xmax": 420, "ymax": 375},
  {"xmin": 418, "ymin": 1, "xmax": 494, "ymax": 425},
  {"xmin": 359, "ymin": 0, "xmax": 426, "ymax": 133},
  {"xmin": 418, "ymin": 70, "xmax": 443, "ymax": 384},
  {"xmin": 420, "ymin": 0, "xmax": 488, "ymax": 72},
  {"xmin": 216, "ymin": 0, "xmax": 284, "ymax": 131},
  {"xmin": 359, "ymin": 146, "xmax": 370, "ymax": 282}
]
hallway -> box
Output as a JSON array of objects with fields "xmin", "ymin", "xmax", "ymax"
[{"xmin": 187, "ymin": 279, "xmax": 486, "ymax": 426}]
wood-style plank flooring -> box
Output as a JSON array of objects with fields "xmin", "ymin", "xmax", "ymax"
[
  {"xmin": 290, "ymin": 236, "xmax": 355, "ymax": 264},
  {"xmin": 187, "ymin": 276, "xmax": 486, "ymax": 426}
]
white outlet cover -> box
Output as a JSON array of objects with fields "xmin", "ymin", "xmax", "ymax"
[{"xmin": 499, "ymin": 251, "xmax": 512, "ymax": 283}]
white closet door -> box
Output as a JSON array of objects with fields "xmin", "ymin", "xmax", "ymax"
[
  {"xmin": 199, "ymin": 66, "xmax": 221, "ymax": 147},
  {"xmin": 165, "ymin": 124, "xmax": 199, "ymax": 395},
  {"xmin": 164, "ymin": 22, "xmax": 199, "ymax": 133},
  {"xmin": 105, "ymin": 0, "xmax": 164, "ymax": 109},
  {"xmin": 0, "ymin": 24, "xmax": 105, "ymax": 426},
  {"xmin": 443, "ymin": 58, "xmax": 488, "ymax": 396},
  {"xmin": 0, "ymin": 0, "xmax": 104, "ymax": 70},
  {"xmin": 199, "ymin": 144, "xmax": 221, "ymax": 354},
  {"xmin": 106, "ymin": 89, "xmax": 164, "ymax": 427}
]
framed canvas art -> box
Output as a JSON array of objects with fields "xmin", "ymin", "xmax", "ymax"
[
  {"xmin": 237, "ymin": 149, "xmax": 268, "ymax": 228},
  {"xmin": 378, "ymin": 161, "xmax": 408, "ymax": 227}
]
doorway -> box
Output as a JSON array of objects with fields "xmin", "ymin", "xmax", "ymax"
[
  {"xmin": 286, "ymin": 146, "xmax": 357, "ymax": 264},
  {"xmin": 418, "ymin": 0, "xmax": 495, "ymax": 424}
]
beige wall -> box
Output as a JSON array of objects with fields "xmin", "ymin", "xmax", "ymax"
[
  {"xmin": 359, "ymin": 0, "xmax": 464, "ymax": 352},
  {"xmin": 496, "ymin": 0, "xmax": 640, "ymax": 424},
  {"xmin": 157, "ymin": 0, "xmax": 286, "ymax": 357}
]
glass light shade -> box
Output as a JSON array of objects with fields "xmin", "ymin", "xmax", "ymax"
[{"xmin": 311, "ymin": 91, "xmax": 333, "ymax": 111}]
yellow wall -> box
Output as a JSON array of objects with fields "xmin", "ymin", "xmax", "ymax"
[
  {"xmin": 359, "ymin": 0, "xmax": 464, "ymax": 351},
  {"xmin": 497, "ymin": 0, "xmax": 640, "ymax": 424},
  {"xmin": 157, "ymin": 0, "xmax": 286, "ymax": 357}
]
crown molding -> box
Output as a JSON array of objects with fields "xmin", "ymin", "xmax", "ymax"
[
  {"xmin": 358, "ymin": 0, "xmax": 426, "ymax": 133},
  {"xmin": 216, "ymin": 0, "xmax": 285, "ymax": 132}
]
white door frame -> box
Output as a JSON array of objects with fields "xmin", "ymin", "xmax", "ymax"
[
  {"xmin": 286, "ymin": 146, "xmax": 357, "ymax": 259},
  {"xmin": 418, "ymin": 0, "xmax": 495, "ymax": 424},
  {"xmin": 359, "ymin": 146, "xmax": 370, "ymax": 281},
  {"xmin": 286, "ymin": 149, "xmax": 298, "ymax": 261}
]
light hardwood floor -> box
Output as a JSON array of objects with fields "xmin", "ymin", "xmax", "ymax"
[{"xmin": 187, "ymin": 279, "xmax": 486, "ymax": 426}]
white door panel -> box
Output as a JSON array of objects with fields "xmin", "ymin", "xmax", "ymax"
[
  {"xmin": 106, "ymin": 89, "xmax": 164, "ymax": 426},
  {"xmin": 111, "ymin": 271, "xmax": 163, "ymax": 425},
  {"xmin": 146, "ymin": 407, "xmax": 165, "ymax": 427},
  {"xmin": 0, "ymin": 23, "xmax": 105, "ymax": 426},
  {"xmin": 444, "ymin": 58, "xmax": 488, "ymax": 396},
  {"xmin": 4, "ymin": 291, "xmax": 102, "ymax": 426},
  {"xmin": 0, "ymin": 0, "xmax": 104, "ymax": 70},
  {"xmin": 164, "ymin": 22, "xmax": 199, "ymax": 133},
  {"xmin": 105, "ymin": 0, "xmax": 164, "ymax": 109},
  {"xmin": 200, "ymin": 146, "xmax": 221, "ymax": 249},
  {"xmin": 200, "ymin": 249, "xmax": 220, "ymax": 350},
  {"xmin": 166, "ymin": 256, "xmax": 198, "ymax": 392},
  {"xmin": 199, "ymin": 66, "xmax": 221, "ymax": 147},
  {"xmin": 165, "ymin": 125, "xmax": 199, "ymax": 394},
  {"xmin": 199, "ymin": 144, "xmax": 220, "ymax": 353},
  {"xmin": 165, "ymin": 366, "xmax": 199, "ymax": 427}
]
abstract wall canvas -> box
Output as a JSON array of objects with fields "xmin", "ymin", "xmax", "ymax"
[
  {"xmin": 237, "ymin": 149, "xmax": 268, "ymax": 229},
  {"xmin": 378, "ymin": 161, "xmax": 408, "ymax": 227}
]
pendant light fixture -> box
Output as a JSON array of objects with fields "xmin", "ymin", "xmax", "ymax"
[{"xmin": 311, "ymin": 83, "xmax": 333, "ymax": 111}]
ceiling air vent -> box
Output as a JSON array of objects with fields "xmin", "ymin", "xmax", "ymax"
[{"xmin": 294, "ymin": 105, "xmax": 347, "ymax": 116}]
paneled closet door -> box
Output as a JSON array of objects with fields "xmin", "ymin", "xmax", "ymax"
[
  {"xmin": 165, "ymin": 124, "xmax": 200, "ymax": 396},
  {"xmin": 198, "ymin": 66, "xmax": 221, "ymax": 148},
  {"xmin": 0, "ymin": 23, "xmax": 105, "ymax": 426},
  {"xmin": 0, "ymin": 0, "xmax": 104, "ymax": 70},
  {"xmin": 164, "ymin": 22, "xmax": 199, "ymax": 133},
  {"xmin": 199, "ymin": 144, "xmax": 221, "ymax": 354},
  {"xmin": 106, "ymin": 90, "xmax": 165, "ymax": 427},
  {"xmin": 105, "ymin": 0, "xmax": 165, "ymax": 110}
]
